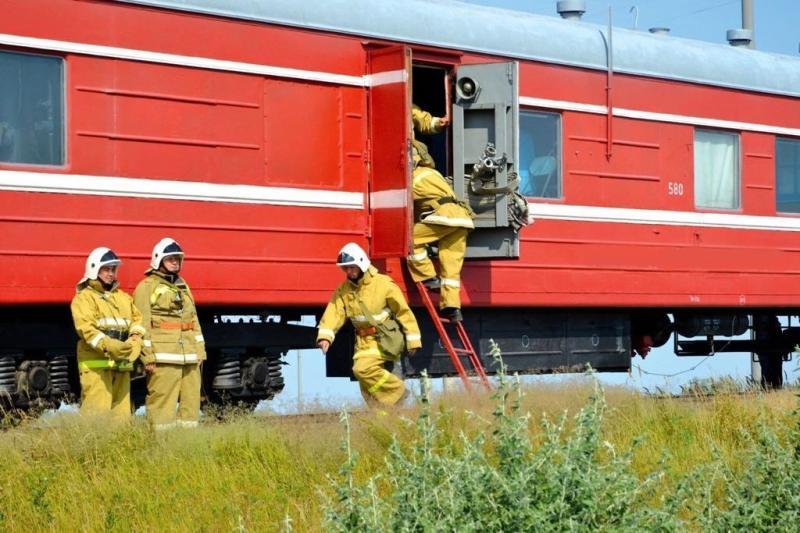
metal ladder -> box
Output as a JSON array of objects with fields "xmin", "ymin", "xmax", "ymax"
[{"xmin": 415, "ymin": 282, "xmax": 491, "ymax": 391}]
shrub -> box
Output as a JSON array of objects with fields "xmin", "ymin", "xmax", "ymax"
[
  {"xmin": 691, "ymin": 396, "xmax": 800, "ymax": 531},
  {"xmin": 323, "ymin": 345, "xmax": 684, "ymax": 532}
]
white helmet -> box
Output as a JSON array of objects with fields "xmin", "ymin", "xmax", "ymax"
[
  {"xmin": 336, "ymin": 242, "xmax": 371, "ymax": 273},
  {"xmin": 150, "ymin": 237, "xmax": 184, "ymax": 270},
  {"xmin": 76, "ymin": 247, "xmax": 121, "ymax": 291}
]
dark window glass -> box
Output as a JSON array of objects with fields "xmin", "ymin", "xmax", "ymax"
[
  {"xmin": 776, "ymin": 138, "xmax": 800, "ymax": 213},
  {"xmin": 0, "ymin": 50, "xmax": 64, "ymax": 165},
  {"xmin": 519, "ymin": 111, "xmax": 561, "ymax": 198}
]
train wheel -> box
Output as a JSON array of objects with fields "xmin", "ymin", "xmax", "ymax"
[{"xmin": 631, "ymin": 312, "xmax": 672, "ymax": 348}]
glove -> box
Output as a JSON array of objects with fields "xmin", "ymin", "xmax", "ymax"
[
  {"xmin": 126, "ymin": 335, "xmax": 143, "ymax": 363},
  {"xmin": 101, "ymin": 337, "xmax": 133, "ymax": 362}
]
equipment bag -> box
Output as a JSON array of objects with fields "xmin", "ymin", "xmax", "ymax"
[{"xmin": 357, "ymin": 300, "xmax": 406, "ymax": 360}]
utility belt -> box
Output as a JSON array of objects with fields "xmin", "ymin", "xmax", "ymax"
[
  {"xmin": 415, "ymin": 196, "xmax": 475, "ymax": 222},
  {"xmin": 414, "ymin": 196, "xmax": 457, "ymax": 210},
  {"xmin": 104, "ymin": 329, "xmax": 129, "ymax": 341},
  {"xmin": 356, "ymin": 326, "xmax": 378, "ymax": 337},
  {"xmin": 153, "ymin": 320, "xmax": 195, "ymax": 331}
]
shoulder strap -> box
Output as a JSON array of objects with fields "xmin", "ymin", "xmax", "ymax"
[{"xmin": 357, "ymin": 299, "xmax": 379, "ymax": 327}]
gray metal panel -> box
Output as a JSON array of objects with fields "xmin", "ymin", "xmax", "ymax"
[
  {"xmin": 452, "ymin": 61, "xmax": 519, "ymax": 258},
  {"xmin": 453, "ymin": 62, "xmax": 517, "ymax": 226},
  {"xmin": 402, "ymin": 310, "xmax": 631, "ymax": 376},
  {"xmin": 113, "ymin": 0, "xmax": 800, "ymax": 98}
]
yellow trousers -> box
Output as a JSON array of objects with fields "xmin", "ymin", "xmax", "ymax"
[
  {"xmin": 146, "ymin": 363, "xmax": 201, "ymax": 430},
  {"xmin": 79, "ymin": 368, "xmax": 131, "ymax": 421},
  {"xmin": 407, "ymin": 223, "xmax": 469, "ymax": 309},
  {"xmin": 352, "ymin": 339, "xmax": 405, "ymax": 406}
]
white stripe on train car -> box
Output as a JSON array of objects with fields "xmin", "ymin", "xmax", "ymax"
[
  {"xmin": 0, "ymin": 32, "xmax": 411, "ymax": 89},
  {"xmin": 0, "ymin": 33, "xmax": 367, "ymax": 87},
  {"xmin": 519, "ymin": 96, "xmax": 800, "ymax": 137},
  {"xmin": 367, "ymin": 69, "xmax": 408, "ymax": 87},
  {"xmin": 527, "ymin": 202, "xmax": 800, "ymax": 232},
  {"xmin": 4, "ymin": 168, "xmax": 800, "ymax": 232},
  {"xmin": 370, "ymin": 188, "xmax": 409, "ymax": 209},
  {"xmin": 0, "ymin": 170, "xmax": 364, "ymax": 209},
  {"xmin": 1, "ymin": 33, "xmax": 797, "ymax": 136}
]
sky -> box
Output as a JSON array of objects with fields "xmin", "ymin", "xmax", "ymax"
[
  {"xmin": 465, "ymin": 0, "xmax": 800, "ymax": 56},
  {"xmin": 271, "ymin": 0, "xmax": 800, "ymax": 414}
]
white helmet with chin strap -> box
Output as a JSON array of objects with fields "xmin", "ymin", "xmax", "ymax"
[
  {"xmin": 76, "ymin": 247, "xmax": 121, "ymax": 291},
  {"xmin": 150, "ymin": 237, "xmax": 184, "ymax": 271},
  {"xmin": 336, "ymin": 242, "xmax": 371, "ymax": 273}
]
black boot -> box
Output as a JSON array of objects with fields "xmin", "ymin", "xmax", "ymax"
[
  {"xmin": 422, "ymin": 277, "xmax": 441, "ymax": 292},
  {"xmin": 439, "ymin": 307, "xmax": 463, "ymax": 322}
]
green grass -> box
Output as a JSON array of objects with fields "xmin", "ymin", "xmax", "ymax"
[{"xmin": 0, "ymin": 375, "xmax": 798, "ymax": 532}]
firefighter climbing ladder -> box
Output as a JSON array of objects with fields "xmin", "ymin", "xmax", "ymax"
[{"xmin": 415, "ymin": 282, "xmax": 491, "ymax": 391}]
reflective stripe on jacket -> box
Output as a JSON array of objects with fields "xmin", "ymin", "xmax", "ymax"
[
  {"xmin": 317, "ymin": 266, "xmax": 422, "ymax": 352},
  {"xmin": 133, "ymin": 270, "xmax": 205, "ymax": 366},
  {"xmin": 79, "ymin": 359, "xmax": 134, "ymax": 372},
  {"xmin": 412, "ymin": 167, "xmax": 475, "ymax": 229},
  {"xmin": 70, "ymin": 279, "xmax": 143, "ymax": 372}
]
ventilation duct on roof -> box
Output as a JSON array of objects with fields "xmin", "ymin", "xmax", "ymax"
[
  {"xmin": 556, "ymin": 0, "xmax": 585, "ymax": 21},
  {"xmin": 727, "ymin": 29, "xmax": 753, "ymax": 47}
]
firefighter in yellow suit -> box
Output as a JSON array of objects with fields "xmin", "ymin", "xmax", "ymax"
[
  {"xmin": 317, "ymin": 243, "xmax": 421, "ymax": 406},
  {"xmin": 408, "ymin": 104, "xmax": 474, "ymax": 322},
  {"xmin": 134, "ymin": 238, "xmax": 205, "ymax": 430},
  {"xmin": 70, "ymin": 247, "xmax": 145, "ymax": 420}
]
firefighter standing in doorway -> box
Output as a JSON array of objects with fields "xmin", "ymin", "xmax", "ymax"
[
  {"xmin": 407, "ymin": 104, "xmax": 474, "ymax": 322},
  {"xmin": 134, "ymin": 238, "xmax": 206, "ymax": 429},
  {"xmin": 317, "ymin": 243, "xmax": 421, "ymax": 406},
  {"xmin": 70, "ymin": 247, "xmax": 145, "ymax": 420}
]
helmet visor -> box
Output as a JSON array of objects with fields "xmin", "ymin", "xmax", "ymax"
[
  {"xmin": 162, "ymin": 242, "xmax": 184, "ymax": 256},
  {"xmin": 337, "ymin": 252, "xmax": 356, "ymax": 265},
  {"xmin": 98, "ymin": 249, "xmax": 121, "ymax": 267}
]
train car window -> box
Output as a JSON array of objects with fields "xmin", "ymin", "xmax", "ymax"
[
  {"xmin": 0, "ymin": 50, "xmax": 64, "ymax": 166},
  {"xmin": 693, "ymin": 129, "xmax": 739, "ymax": 209},
  {"xmin": 519, "ymin": 110, "xmax": 561, "ymax": 198},
  {"xmin": 776, "ymin": 137, "xmax": 800, "ymax": 213}
]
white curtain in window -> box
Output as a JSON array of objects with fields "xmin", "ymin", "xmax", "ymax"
[{"xmin": 694, "ymin": 130, "xmax": 738, "ymax": 209}]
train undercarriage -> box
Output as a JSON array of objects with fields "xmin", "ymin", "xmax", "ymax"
[
  {"xmin": 0, "ymin": 306, "xmax": 318, "ymax": 414},
  {"xmin": 0, "ymin": 306, "xmax": 795, "ymax": 415}
]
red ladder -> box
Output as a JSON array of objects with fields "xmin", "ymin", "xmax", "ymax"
[{"xmin": 415, "ymin": 282, "xmax": 491, "ymax": 391}]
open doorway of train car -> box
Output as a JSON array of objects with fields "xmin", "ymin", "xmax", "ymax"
[
  {"xmin": 367, "ymin": 44, "xmax": 522, "ymax": 260},
  {"xmin": 411, "ymin": 63, "xmax": 451, "ymax": 178},
  {"xmin": 415, "ymin": 59, "xmax": 523, "ymax": 259}
]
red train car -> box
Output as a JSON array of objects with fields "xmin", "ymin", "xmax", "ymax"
[{"xmin": 2, "ymin": 0, "xmax": 800, "ymax": 409}]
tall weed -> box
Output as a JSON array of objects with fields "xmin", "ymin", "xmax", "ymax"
[
  {"xmin": 324, "ymin": 347, "xmax": 683, "ymax": 532},
  {"xmin": 1, "ymin": 358, "xmax": 797, "ymax": 530},
  {"xmin": 691, "ymin": 396, "xmax": 800, "ymax": 531}
]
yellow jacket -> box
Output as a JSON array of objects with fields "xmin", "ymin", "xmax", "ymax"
[
  {"xmin": 317, "ymin": 266, "xmax": 422, "ymax": 353},
  {"xmin": 133, "ymin": 270, "xmax": 206, "ymax": 365},
  {"xmin": 412, "ymin": 104, "xmax": 443, "ymax": 169},
  {"xmin": 70, "ymin": 280, "xmax": 145, "ymax": 372},
  {"xmin": 412, "ymin": 166, "xmax": 475, "ymax": 229}
]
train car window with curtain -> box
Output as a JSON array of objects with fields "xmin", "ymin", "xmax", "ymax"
[
  {"xmin": 776, "ymin": 137, "xmax": 800, "ymax": 213},
  {"xmin": 519, "ymin": 110, "xmax": 561, "ymax": 198},
  {"xmin": 693, "ymin": 129, "xmax": 739, "ymax": 209},
  {"xmin": 0, "ymin": 50, "xmax": 64, "ymax": 166}
]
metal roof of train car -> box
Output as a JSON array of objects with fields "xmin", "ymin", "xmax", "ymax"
[{"xmin": 115, "ymin": 0, "xmax": 800, "ymax": 98}]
